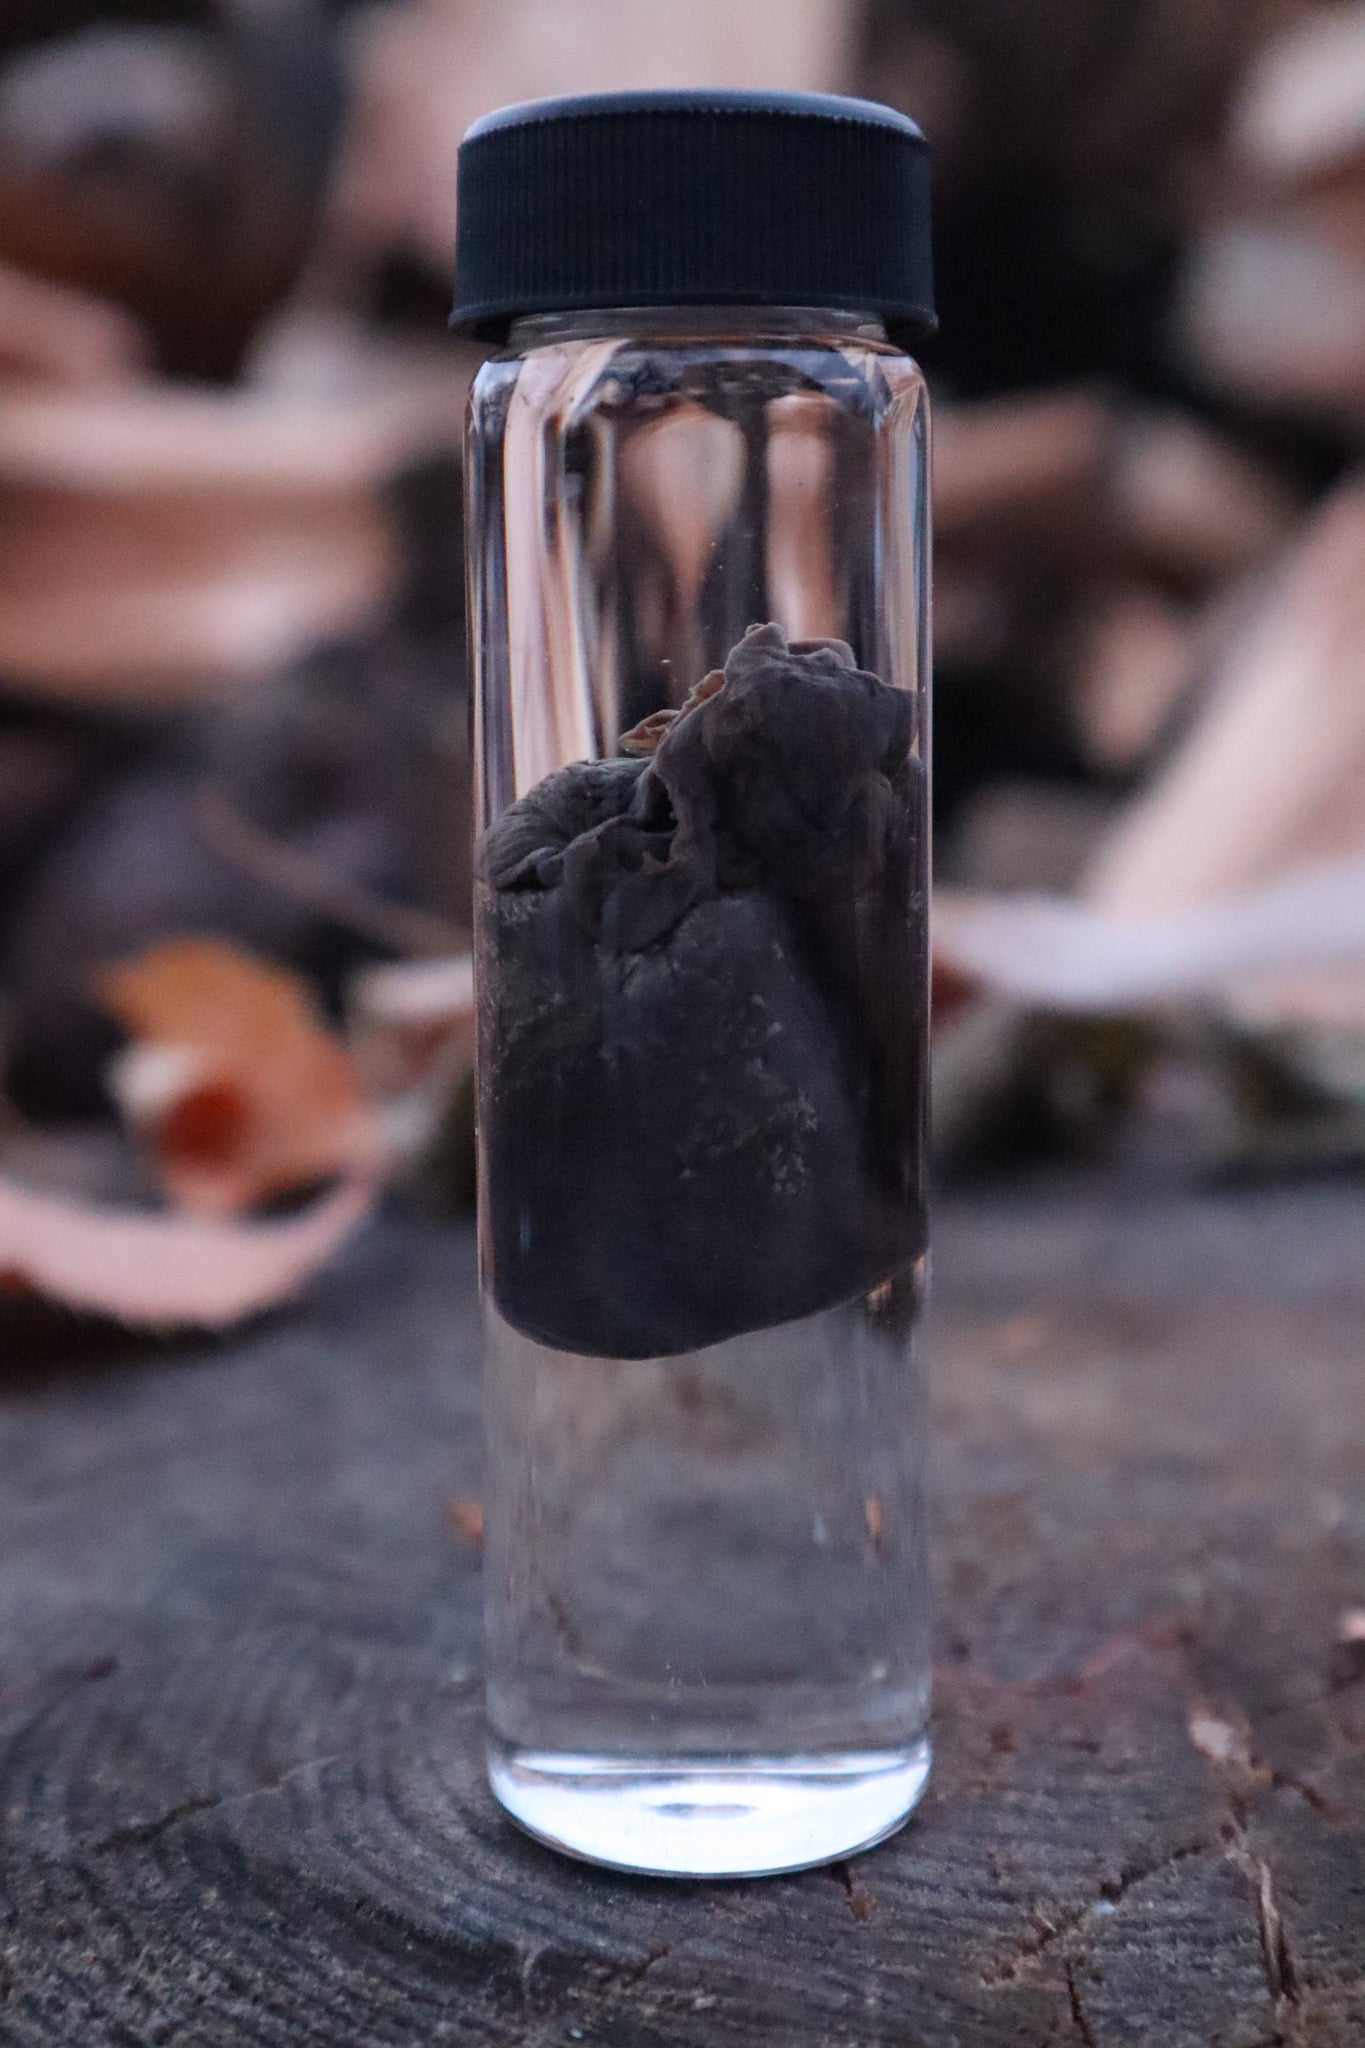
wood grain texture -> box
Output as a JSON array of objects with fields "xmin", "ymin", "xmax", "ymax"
[{"xmin": 0, "ymin": 1183, "xmax": 1361, "ymax": 2046}]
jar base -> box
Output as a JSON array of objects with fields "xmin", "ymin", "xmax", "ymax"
[{"xmin": 487, "ymin": 1737, "xmax": 931, "ymax": 1878}]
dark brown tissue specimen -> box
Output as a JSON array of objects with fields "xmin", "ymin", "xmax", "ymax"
[{"xmin": 477, "ymin": 623, "xmax": 926, "ymax": 1359}]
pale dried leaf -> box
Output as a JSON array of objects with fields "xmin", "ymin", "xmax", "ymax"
[
  {"xmin": 0, "ymin": 483, "xmax": 396, "ymax": 701},
  {"xmin": 1229, "ymin": 966, "xmax": 1365, "ymax": 1044},
  {"xmin": 933, "ymin": 388, "xmax": 1111, "ymax": 538},
  {"xmin": 348, "ymin": 953, "xmax": 475, "ymax": 1165},
  {"xmin": 1071, "ymin": 589, "xmax": 1201, "ymax": 773},
  {"xmin": 1111, "ymin": 412, "xmax": 1298, "ymax": 581},
  {"xmin": 0, "ymin": 315, "xmax": 468, "ymax": 701},
  {"xmin": 348, "ymin": 953, "xmax": 474, "ymax": 1032},
  {"xmin": 1234, "ymin": 5, "xmax": 1365, "ymax": 184},
  {"xmin": 0, "ymin": 260, "xmax": 148, "ymax": 387},
  {"xmin": 1178, "ymin": 215, "xmax": 1365, "ymax": 415},
  {"xmin": 934, "ymin": 850, "xmax": 1365, "ymax": 1013},
  {"xmin": 0, "ymin": 1171, "xmax": 372, "ymax": 1328},
  {"xmin": 1088, "ymin": 483, "xmax": 1365, "ymax": 913},
  {"xmin": 0, "ymin": 371, "xmax": 462, "ymax": 492}
]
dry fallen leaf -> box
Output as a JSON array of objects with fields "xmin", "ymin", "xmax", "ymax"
[
  {"xmin": 0, "ymin": 318, "xmax": 464, "ymax": 703},
  {"xmin": 0, "ymin": 481, "xmax": 396, "ymax": 704},
  {"xmin": 1178, "ymin": 214, "xmax": 1365, "ymax": 417},
  {"xmin": 347, "ymin": 953, "xmax": 475, "ymax": 1167},
  {"xmin": 1088, "ymin": 483, "xmax": 1365, "ymax": 913},
  {"xmin": 933, "ymin": 388, "xmax": 1111, "ymax": 540},
  {"xmin": 1233, "ymin": 6, "xmax": 1365, "ymax": 187},
  {"xmin": 0, "ymin": 1172, "xmax": 371, "ymax": 1329},
  {"xmin": 0, "ymin": 349, "xmax": 462, "ymax": 493},
  {"xmin": 0, "ymin": 259, "xmax": 148, "ymax": 387},
  {"xmin": 1070, "ymin": 587, "xmax": 1200, "ymax": 773},
  {"xmin": 99, "ymin": 938, "xmax": 380, "ymax": 1217},
  {"xmin": 1109, "ymin": 411, "xmax": 1297, "ymax": 584},
  {"xmin": 933, "ymin": 848, "xmax": 1365, "ymax": 1013},
  {"xmin": 934, "ymin": 479, "xmax": 1365, "ymax": 1067}
]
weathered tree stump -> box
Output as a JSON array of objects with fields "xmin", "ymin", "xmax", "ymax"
[{"xmin": 0, "ymin": 1180, "xmax": 1361, "ymax": 2046}]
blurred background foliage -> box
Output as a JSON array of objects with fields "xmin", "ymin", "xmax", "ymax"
[{"xmin": 1, "ymin": 0, "xmax": 1364, "ymax": 1331}]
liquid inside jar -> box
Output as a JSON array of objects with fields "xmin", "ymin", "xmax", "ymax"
[{"xmin": 469, "ymin": 313, "xmax": 932, "ymax": 1875}]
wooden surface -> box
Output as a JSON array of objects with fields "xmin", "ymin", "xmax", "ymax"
[{"xmin": 0, "ymin": 1181, "xmax": 1362, "ymax": 2046}]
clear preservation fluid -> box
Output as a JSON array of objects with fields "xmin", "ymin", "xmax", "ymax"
[{"xmin": 467, "ymin": 305, "xmax": 932, "ymax": 1875}]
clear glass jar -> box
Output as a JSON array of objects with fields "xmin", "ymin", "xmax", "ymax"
[{"xmin": 467, "ymin": 303, "xmax": 931, "ymax": 1877}]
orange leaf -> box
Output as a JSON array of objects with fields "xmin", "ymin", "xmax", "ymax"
[{"xmin": 97, "ymin": 939, "xmax": 381, "ymax": 1217}]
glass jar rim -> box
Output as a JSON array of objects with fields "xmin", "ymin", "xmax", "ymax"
[{"xmin": 504, "ymin": 304, "xmax": 892, "ymax": 350}]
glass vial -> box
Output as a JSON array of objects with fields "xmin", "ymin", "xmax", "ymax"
[{"xmin": 453, "ymin": 91, "xmax": 935, "ymax": 1878}]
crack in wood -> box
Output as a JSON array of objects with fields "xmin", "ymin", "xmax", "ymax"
[
  {"xmin": 1193, "ymin": 1704, "xmax": 1345, "ymax": 1829},
  {"xmin": 981, "ymin": 1905, "xmax": 1086, "ymax": 1983},
  {"xmin": 93, "ymin": 1754, "xmax": 347, "ymax": 1855},
  {"xmin": 981, "ymin": 1838, "xmax": 1212, "ymax": 1986},
  {"xmin": 1184, "ymin": 1689, "xmax": 1325, "ymax": 2026},
  {"xmin": 95, "ymin": 1792, "xmax": 222, "ymax": 1853},
  {"xmin": 1102, "ymin": 1837, "xmax": 1211, "ymax": 1907},
  {"xmin": 1064, "ymin": 1957, "xmax": 1098, "ymax": 2048},
  {"xmin": 1272, "ymin": 1770, "xmax": 1344, "ymax": 1825},
  {"xmin": 1223, "ymin": 1810, "xmax": 1303, "ymax": 2031},
  {"xmin": 1253, "ymin": 1855, "xmax": 1300, "ymax": 2010},
  {"xmin": 611, "ymin": 1942, "xmax": 671, "ymax": 1988}
]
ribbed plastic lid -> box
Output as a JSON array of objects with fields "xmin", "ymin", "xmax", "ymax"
[{"xmin": 450, "ymin": 89, "xmax": 934, "ymax": 346}]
